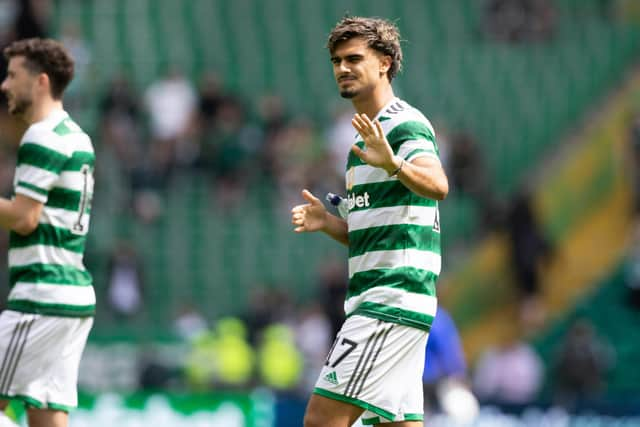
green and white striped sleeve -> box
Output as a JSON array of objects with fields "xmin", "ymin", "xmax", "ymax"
[
  {"xmin": 387, "ymin": 121, "xmax": 440, "ymax": 162},
  {"xmin": 14, "ymin": 131, "xmax": 68, "ymax": 203}
]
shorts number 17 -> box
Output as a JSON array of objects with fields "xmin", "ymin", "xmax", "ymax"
[{"xmin": 325, "ymin": 337, "xmax": 358, "ymax": 368}]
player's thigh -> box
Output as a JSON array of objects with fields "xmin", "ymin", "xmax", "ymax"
[
  {"xmin": 52, "ymin": 317, "xmax": 93, "ymax": 393},
  {"xmin": 304, "ymin": 393, "xmax": 364, "ymax": 427},
  {"xmin": 0, "ymin": 399, "xmax": 8, "ymax": 411},
  {"xmin": 26, "ymin": 407, "xmax": 68, "ymax": 427}
]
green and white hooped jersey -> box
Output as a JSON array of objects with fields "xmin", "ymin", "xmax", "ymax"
[
  {"xmin": 8, "ymin": 109, "xmax": 95, "ymax": 317},
  {"xmin": 344, "ymin": 98, "xmax": 440, "ymax": 331}
]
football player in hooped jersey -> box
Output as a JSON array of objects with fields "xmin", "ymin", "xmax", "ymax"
[
  {"xmin": 0, "ymin": 38, "xmax": 95, "ymax": 427},
  {"xmin": 291, "ymin": 17, "xmax": 449, "ymax": 427}
]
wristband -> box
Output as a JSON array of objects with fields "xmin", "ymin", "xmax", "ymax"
[{"xmin": 388, "ymin": 158, "xmax": 404, "ymax": 177}]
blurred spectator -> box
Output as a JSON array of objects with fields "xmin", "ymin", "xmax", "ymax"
[
  {"xmin": 423, "ymin": 308, "xmax": 467, "ymax": 386},
  {"xmin": 483, "ymin": 0, "xmax": 556, "ymax": 43},
  {"xmin": 433, "ymin": 120, "xmax": 451, "ymax": 174},
  {"xmin": 325, "ymin": 106, "xmax": 356, "ymax": 179},
  {"xmin": 100, "ymin": 74, "xmax": 167, "ymax": 224},
  {"xmin": 13, "ymin": 0, "xmax": 51, "ymax": 40},
  {"xmin": 0, "ymin": 1, "xmax": 17, "ymax": 52},
  {"xmin": 138, "ymin": 349, "xmax": 180, "ymax": 390},
  {"xmin": 423, "ymin": 307, "xmax": 479, "ymax": 424},
  {"xmin": 0, "ymin": 1, "xmax": 18, "ymax": 37},
  {"xmin": 256, "ymin": 93, "xmax": 289, "ymax": 184},
  {"xmin": 184, "ymin": 327, "xmax": 218, "ymax": 390},
  {"xmin": 0, "ymin": 146, "xmax": 15, "ymax": 197},
  {"xmin": 173, "ymin": 303, "xmax": 208, "ymax": 341},
  {"xmin": 473, "ymin": 332, "xmax": 544, "ymax": 405},
  {"xmin": 617, "ymin": 0, "xmax": 640, "ymax": 24},
  {"xmin": 199, "ymin": 95, "xmax": 262, "ymax": 208},
  {"xmin": 100, "ymin": 74, "xmax": 141, "ymax": 122},
  {"xmin": 257, "ymin": 93, "xmax": 288, "ymax": 142},
  {"xmin": 130, "ymin": 182, "xmax": 165, "ymax": 224},
  {"xmin": 625, "ymin": 222, "xmax": 640, "ymax": 309},
  {"xmin": 294, "ymin": 304, "xmax": 332, "ymax": 392},
  {"xmin": 244, "ymin": 288, "xmax": 278, "ymax": 345},
  {"xmin": 59, "ymin": 22, "xmax": 91, "ymax": 106},
  {"xmin": 144, "ymin": 66, "xmax": 197, "ymax": 171},
  {"xmin": 196, "ymin": 70, "xmax": 225, "ymax": 124},
  {"xmin": 506, "ymin": 189, "xmax": 553, "ymax": 325},
  {"xmin": 0, "ymin": 0, "xmax": 47, "ymax": 91},
  {"xmin": 210, "ymin": 317, "xmax": 255, "ymax": 389},
  {"xmin": 106, "ymin": 240, "xmax": 145, "ymax": 319},
  {"xmin": 145, "ymin": 66, "xmax": 196, "ymax": 142},
  {"xmin": 184, "ymin": 317, "xmax": 255, "ymax": 391},
  {"xmin": 257, "ymin": 323, "xmax": 303, "ymax": 392},
  {"xmin": 448, "ymin": 131, "xmax": 485, "ymax": 197},
  {"xmin": 317, "ymin": 259, "xmax": 347, "ymax": 338},
  {"xmin": 243, "ymin": 287, "xmax": 297, "ymax": 345},
  {"xmin": 629, "ymin": 115, "xmax": 640, "ymax": 214},
  {"xmin": 269, "ymin": 117, "xmax": 332, "ymax": 212},
  {"xmin": 99, "ymin": 75, "xmax": 143, "ymax": 174},
  {"xmin": 552, "ymin": 318, "xmax": 614, "ymax": 408},
  {"xmin": 447, "ymin": 130, "xmax": 500, "ymax": 229}
]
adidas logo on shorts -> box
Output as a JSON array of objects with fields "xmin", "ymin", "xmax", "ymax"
[{"xmin": 324, "ymin": 371, "xmax": 339, "ymax": 385}]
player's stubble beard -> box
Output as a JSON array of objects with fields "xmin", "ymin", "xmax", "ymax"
[
  {"xmin": 6, "ymin": 92, "xmax": 33, "ymax": 117},
  {"xmin": 340, "ymin": 88, "xmax": 357, "ymax": 99},
  {"xmin": 338, "ymin": 80, "xmax": 358, "ymax": 98},
  {"xmin": 339, "ymin": 82, "xmax": 374, "ymax": 100}
]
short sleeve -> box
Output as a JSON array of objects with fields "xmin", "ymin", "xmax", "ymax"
[
  {"xmin": 14, "ymin": 138, "xmax": 68, "ymax": 203},
  {"xmin": 386, "ymin": 121, "xmax": 440, "ymax": 162}
]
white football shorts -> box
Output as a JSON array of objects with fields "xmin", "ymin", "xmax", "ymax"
[
  {"xmin": 0, "ymin": 310, "xmax": 93, "ymax": 411},
  {"xmin": 314, "ymin": 314, "xmax": 429, "ymax": 424}
]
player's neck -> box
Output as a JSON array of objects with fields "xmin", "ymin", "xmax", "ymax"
[
  {"xmin": 24, "ymin": 97, "xmax": 64, "ymax": 125},
  {"xmin": 352, "ymin": 83, "xmax": 394, "ymax": 120}
]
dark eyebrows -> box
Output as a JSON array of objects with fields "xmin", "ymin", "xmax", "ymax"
[{"xmin": 331, "ymin": 54, "xmax": 364, "ymax": 63}]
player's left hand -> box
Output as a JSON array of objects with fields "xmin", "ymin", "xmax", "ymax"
[
  {"xmin": 351, "ymin": 113, "xmax": 399, "ymax": 174},
  {"xmin": 291, "ymin": 189, "xmax": 328, "ymax": 233}
]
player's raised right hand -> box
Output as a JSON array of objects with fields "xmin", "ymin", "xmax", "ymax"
[{"xmin": 291, "ymin": 189, "xmax": 328, "ymax": 233}]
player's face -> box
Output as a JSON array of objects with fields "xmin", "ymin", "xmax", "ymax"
[
  {"xmin": 1, "ymin": 56, "xmax": 37, "ymax": 117},
  {"xmin": 331, "ymin": 37, "xmax": 390, "ymax": 100}
]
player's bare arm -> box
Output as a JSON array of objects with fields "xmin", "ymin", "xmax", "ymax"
[
  {"xmin": 352, "ymin": 113, "xmax": 449, "ymax": 201},
  {"xmin": 291, "ymin": 189, "xmax": 349, "ymax": 246},
  {"xmin": 0, "ymin": 194, "xmax": 43, "ymax": 235}
]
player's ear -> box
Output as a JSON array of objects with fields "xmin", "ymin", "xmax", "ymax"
[
  {"xmin": 379, "ymin": 55, "xmax": 392, "ymax": 76},
  {"xmin": 36, "ymin": 72, "xmax": 50, "ymax": 94}
]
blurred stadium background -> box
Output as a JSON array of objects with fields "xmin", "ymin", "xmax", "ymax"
[{"xmin": 1, "ymin": 0, "xmax": 640, "ymax": 426}]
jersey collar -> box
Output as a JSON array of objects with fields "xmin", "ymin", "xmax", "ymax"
[
  {"xmin": 373, "ymin": 96, "xmax": 401, "ymax": 123},
  {"xmin": 38, "ymin": 108, "xmax": 69, "ymax": 126}
]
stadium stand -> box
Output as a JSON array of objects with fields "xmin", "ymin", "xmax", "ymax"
[
  {"xmin": 534, "ymin": 263, "xmax": 640, "ymax": 403},
  {"xmin": 0, "ymin": 0, "xmax": 613, "ymax": 352},
  {"xmin": 40, "ymin": 0, "xmax": 640, "ymax": 341}
]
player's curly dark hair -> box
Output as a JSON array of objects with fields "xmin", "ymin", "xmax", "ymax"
[
  {"xmin": 3, "ymin": 38, "xmax": 74, "ymax": 100},
  {"xmin": 327, "ymin": 16, "xmax": 403, "ymax": 82}
]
